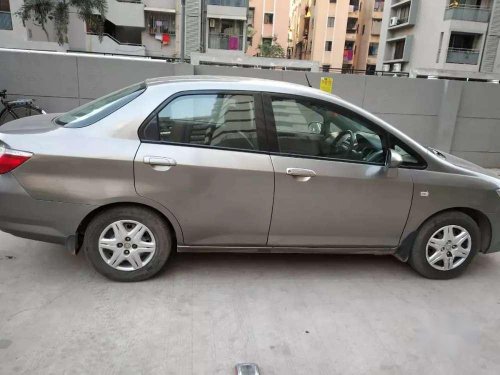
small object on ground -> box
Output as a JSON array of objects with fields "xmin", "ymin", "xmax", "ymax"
[{"xmin": 235, "ymin": 363, "xmax": 260, "ymax": 375}]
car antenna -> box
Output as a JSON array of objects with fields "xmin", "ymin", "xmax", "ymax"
[{"xmin": 305, "ymin": 73, "xmax": 313, "ymax": 88}]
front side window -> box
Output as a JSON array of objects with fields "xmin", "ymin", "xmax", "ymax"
[
  {"xmin": 55, "ymin": 83, "xmax": 145, "ymax": 127},
  {"xmin": 148, "ymin": 93, "xmax": 259, "ymax": 151},
  {"xmin": 270, "ymin": 97, "xmax": 386, "ymax": 165}
]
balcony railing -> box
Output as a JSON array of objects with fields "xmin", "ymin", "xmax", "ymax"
[
  {"xmin": 208, "ymin": 33, "xmax": 244, "ymax": 51},
  {"xmin": 444, "ymin": 6, "xmax": 490, "ymax": 22},
  {"xmin": 446, "ymin": 48, "xmax": 480, "ymax": 64},
  {"xmin": 207, "ymin": 0, "xmax": 248, "ymax": 7},
  {"xmin": 0, "ymin": 11, "xmax": 13, "ymax": 30}
]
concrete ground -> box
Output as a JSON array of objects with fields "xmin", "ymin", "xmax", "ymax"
[{"xmin": 1, "ymin": 232, "xmax": 500, "ymax": 374}]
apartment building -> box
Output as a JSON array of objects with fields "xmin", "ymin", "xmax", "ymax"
[
  {"xmin": 289, "ymin": 0, "xmax": 384, "ymax": 72},
  {"xmin": 376, "ymin": 0, "xmax": 500, "ymax": 80},
  {"xmin": 0, "ymin": 0, "xmax": 247, "ymax": 57},
  {"xmin": 246, "ymin": 0, "xmax": 291, "ymax": 56}
]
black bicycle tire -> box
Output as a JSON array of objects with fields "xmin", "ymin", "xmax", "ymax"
[{"xmin": 0, "ymin": 108, "xmax": 18, "ymax": 126}]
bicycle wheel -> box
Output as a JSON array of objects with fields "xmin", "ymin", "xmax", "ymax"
[
  {"xmin": 9, "ymin": 104, "xmax": 44, "ymax": 119},
  {"xmin": 0, "ymin": 108, "xmax": 17, "ymax": 126}
]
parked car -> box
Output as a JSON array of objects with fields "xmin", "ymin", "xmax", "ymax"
[{"xmin": 0, "ymin": 76, "xmax": 499, "ymax": 281}]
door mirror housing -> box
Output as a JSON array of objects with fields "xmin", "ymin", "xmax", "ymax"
[{"xmin": 386, "ymin": 149, "xmax": 403, "ymax": 169}]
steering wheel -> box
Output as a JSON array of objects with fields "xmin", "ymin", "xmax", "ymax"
[{"xmin": 331, "ymin": 130, "xmax": 356, "ymax": 156}]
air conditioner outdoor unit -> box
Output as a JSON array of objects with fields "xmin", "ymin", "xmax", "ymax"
[
  {"xmin": 383, "ymin": 64, "xmax": 391, "ymax": 72},
  {"xmin": 389, "ymin": 17, "xmax": 399, "ymax": 27},
  {"xmin": 393, "ymin": 63, "xmax": 402, "ymax": 72}
]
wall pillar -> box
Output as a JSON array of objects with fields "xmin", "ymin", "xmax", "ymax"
[{"xmin": 435, "ymin": 80, "xmax": 463, "ymax": 153}]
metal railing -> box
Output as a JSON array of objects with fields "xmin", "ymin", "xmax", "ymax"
[
  {"xmin": 208, "ymin": 33, "xmax": 244, "ymax": 51},
  {"xmin": 444, "ymin": 5, "xmax": 490, "ymax": 22},
  {"xmin": 0, "ymin": 11, "xmax": 13, "ymax": 30},
  {"xmin": 87, "ymin": 32, "xmax": 145, "ymax": 47},
  {"xmin": 323, "ymin": 67, "xmax": 410, "ymax": 77},
  {"xmin": 207, "ymin": 0, "xmax": 248, "ymax": 7},
  {"xmin": 446, "ymin": 48, "xmax": 480, "ymax": 64}
]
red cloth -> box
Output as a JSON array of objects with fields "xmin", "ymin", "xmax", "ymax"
[{"xmin": 162, "ymin": 34, "xmax": 170, "ymax": 45}]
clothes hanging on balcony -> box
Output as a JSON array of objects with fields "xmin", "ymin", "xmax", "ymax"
[
  {"xmin": 162, "ymin": 34, "xmax": 170, "ymax": 45},
  {"xmin": 228, "ymin": 36, "xmax": 239, "ymax": 50}
]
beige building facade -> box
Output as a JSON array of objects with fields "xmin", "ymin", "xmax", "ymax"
[
  {"xmin": 246, "ymin": 0, "xmax": 291, "ymax": 56},
  {"xmin": 290, "ymin": 0, "xmax": 384, "ymax": 72}
]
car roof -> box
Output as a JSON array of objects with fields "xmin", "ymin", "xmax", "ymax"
[{"xmin": 145, "ymin": 75, "xmax": 341, "ymax": 100}]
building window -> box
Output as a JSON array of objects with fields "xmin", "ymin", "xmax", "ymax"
[
  {"xmin": 325, "ymin": 41, "xmax": 332, "ymax": 51},
  {"xmin": 0, "ymin": 0, "xmax": 13, "ymax": 30},
  {"xmin": 362, "ymin": 24, "xmax": 365, "ymax": 34},
  {"xmin": 146, "ymin": 11, "xmax": 176, "ymax": 36},
  {"xmin": 398, "ymin": 4, "xmax": 410, "ymax": 23},
  {"xmin": 262, "ymin": 37, "xmax": 273, "ymax": 46},
  {"xmin": 248, "ymin": 7, "xmax": 255, "ymax": 25},
  {"xmin": 330, "ymin": 0, "xmax": 337, "ymax": 3},
  {"xmin": 368, "ymin": 42, "xmax": 378, "ymax": 55},
  {"xmin": 394, "ymin": 39, "xmax": 405, "ymax": 60},
  {"xmin": 264, "ymin": 13, "xmax": 274, "ymax": 24},
  {"xmin": 327, "ymin": 17, "xmax": 335, "ymax": 27}
]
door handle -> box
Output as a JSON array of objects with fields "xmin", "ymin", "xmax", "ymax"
[
  {"xmin": 286, "ymin": 168, "xmax": 316, "ymax": 178},
  {"xmin": 144, "ymin": 156, "xmax": 177, "ymax": 167}
]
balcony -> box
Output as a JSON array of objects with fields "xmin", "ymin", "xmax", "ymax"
[
  {"xmin": 207, "ymin": 0, "xmax": 248, "ymax": 6},
  {"xmin": 86, "ymin": 33, "xmax": 146, "ymax": 56},
  {"xmin": 446, "ymin": 48, "xmax": 480, "ymax": 64},
  {"xmin": 104, "ymin": 0, "xmax": 145, "ymax": 27},
  {"xmin": 208, "ymin": 33, "xmax": 244, "ymax": 51},
  {"xmin": 0, "ymin": 11, "xmax": 12, "ymax": 30},
  {"xmin": 444, "ymin": 6, "xmax": 490, "ymax": 23}
]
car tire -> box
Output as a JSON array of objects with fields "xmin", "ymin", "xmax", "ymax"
[
  {"xmin": 409, "ymin": 211, "xmax": 480, "ymax": 280},
  {"xmin": 84, "ymin": 206, "xmax": 172, "ymax": 282}
]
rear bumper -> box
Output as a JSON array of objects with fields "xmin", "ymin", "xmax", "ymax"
[
  {"xmin": 485, "ymin": 211, "xmax": 500, "ymax": 254},
  {"xmin": 0, "ymin": 173, "xmax": 96, "ymax": 245}
]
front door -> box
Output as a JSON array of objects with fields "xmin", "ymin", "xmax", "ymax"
[
  {"xmin": 265, "ymin": 95, "xmax": 414, "ymax": 249},
  {"xmin": 135, "ymin": 91, "xmax": 274, "ymax": 246}
]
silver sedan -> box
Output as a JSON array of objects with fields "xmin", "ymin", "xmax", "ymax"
[{"xmin": 0, "ymin": 76, "xmax": 499, "ymax": 281}]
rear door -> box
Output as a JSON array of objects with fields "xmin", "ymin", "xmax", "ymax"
[
  {"xmin": 265, "ymin": 94, "xmax": 414, "ymax": 249},
  {"xmin": 134, "ymin": 91, "xmax": 274, "ymax": 246}
]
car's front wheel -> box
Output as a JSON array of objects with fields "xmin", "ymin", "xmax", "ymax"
[
  {"xmin": 409, "ymin": 211, "xmax": 480, "ymax": 279},
  {"xmin": 84, "ymin": 206, "xmax": 172, "ymax": 281}
]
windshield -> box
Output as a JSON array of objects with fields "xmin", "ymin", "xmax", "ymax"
[{"xmin": 55, "ymin": 82, "xmax": 146, "ymax": 128}]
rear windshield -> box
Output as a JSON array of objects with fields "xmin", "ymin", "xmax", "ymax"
[{"xmin": 55, "ymin": 82, "xmax": 146, "ymax": 128}]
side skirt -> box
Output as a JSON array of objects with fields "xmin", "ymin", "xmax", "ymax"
[{"xmin": 177, "ymin": 245, "xmax": 397, "ymax": 255}]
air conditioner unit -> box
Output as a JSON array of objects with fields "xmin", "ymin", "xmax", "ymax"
[
  {"xmin": 393, "ymin": 63, "xmax": 402, "ymax": 72},
  {"xmin": 383, "ymin": 64, "xmax": 391, "ymax": 72},
  {"xmin": 389, "ymin": 17, "xmax": 399, "ymax": 27}
]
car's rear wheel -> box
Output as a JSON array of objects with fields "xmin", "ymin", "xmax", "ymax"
[
  {"xmin": 409, "ymin": 211, "xmax": 480, "ymax": 279},
  {"xmin": 84, "ymin": 206, "xmax": 172, "ymax": 281}
]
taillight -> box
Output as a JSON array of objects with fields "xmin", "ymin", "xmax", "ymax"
[{"xmin": 0, "ymin": 146, "xmax": 32, "ymax": 174}]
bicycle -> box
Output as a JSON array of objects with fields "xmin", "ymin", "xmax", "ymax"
[{"xmin": 0, "ymin": 89, "xmax": 46, "ymax": 126}]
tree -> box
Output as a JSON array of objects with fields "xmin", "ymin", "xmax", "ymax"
[
  {"xmin": 16, "ymin": 0, "xmax": 107, "ymax": 45},
  {"xmin": 258, "ymin": 35, "xmax": 286, "ymax": 58}
]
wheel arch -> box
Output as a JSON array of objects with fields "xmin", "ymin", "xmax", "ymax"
[
  {"xmin": 74, "ymin": 202, "xmax": 183, "ymax": 254},
  {"xmin": 395, "ymin": 207, "xmax": 492, "ymax": 262}
]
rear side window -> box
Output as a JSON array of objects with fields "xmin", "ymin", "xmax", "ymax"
[
  {"xmin": 144, "ymin": 93, "xmax": 259, "ymax": 151},
  {"xmin": 55, "ymin": 83, "xmax": 145, "ymax": 128}
]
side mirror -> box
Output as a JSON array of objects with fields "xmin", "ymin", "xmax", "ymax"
[
  {"xmin": 386, "ymin": 149, "xmax": 403, "ymax": 169},
  {"xmin": 308, "ymin": 122, "xmax": 323, "ymax": 134}
]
